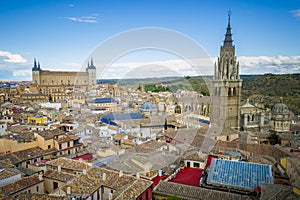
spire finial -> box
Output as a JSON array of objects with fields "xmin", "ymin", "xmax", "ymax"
[
  {"xmin": 91, "ymin": 57, "xmax": 94, "ymax": 66},
  {"xmin": 228, "ymin": 9, "xmax": 232, "ymax": 25},
  {"xmin": 223, "ymin": 10, "xmax": 233, "ymax": 47},
  {"xmin": 34, "ymin": 58, "xmax": 37, "ymax": 67}
]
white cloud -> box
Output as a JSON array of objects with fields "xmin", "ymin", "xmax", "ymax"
[
  {"xmin": 65, "ymin": 14, "xmax": 99, "ymax": 23},
  {"xmin": 99, "ymin": 55, "xmax": 300, "ymax": 78},
  {"xmin": 0, "ymin": 50, "xmax": 27, "ymax": 63},
  {"xmin": 68, "ymin": 4, "xmax": 74, "ymax": 7},
  {"xmin": 13, "ymin": 70, "xmax": 31, "ymax": 77},
  {"xmin": 290, "ymin": 9, "xmax": 300, "ymax": 19},
  {"xmin": 238, "ymin": 55, "xmax": 300, "ymax": 74},
  {"xmin": 101, "ymin": 57, "xmax": 214, "ymax": 79}
]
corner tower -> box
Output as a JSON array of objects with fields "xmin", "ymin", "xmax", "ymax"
[
  {"xmin": 211, "ymin": 12, "xmax": 242, "ymax": 129},
  {"xmin": 32, "ymin": 58, "xmax": 41, "ymax": 85},
  {"xmin": 86, "ymin": 58, "xmax": 97, "ymax": 86}
]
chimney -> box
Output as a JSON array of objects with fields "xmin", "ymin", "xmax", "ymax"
[
  {"xmin": 38, "ymin": 172, "xmax": 43, "ymax": 181},
  {"xmin": 119, "ymin": 170, "xmax": 123, "ymax": 177},
  {"xmin": 108, "ymin": 192, "xmax": 113, "ymax": 200},
  {"xmin": 136, "ymin": 172, "xmax": 140, "ymax": 179},
  {"xmin": 58, "ymin": 165, "xmax": 61, "ymax": 173},
  {"xmin": 103, "ymin": 173, "xmax": 106, "ymax": 181},
  {"xmin": 158, "ymin": 169, "xmax": 163, "ymax": 177},
  {"xmin": 67, "ymin": 186, "xmax": 71, "ymax": 195}
]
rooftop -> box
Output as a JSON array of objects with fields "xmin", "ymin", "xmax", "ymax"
[
  {"xmin": 207, "ymin": 158, "xmax": 274, "ymax": 190},
  {"xmin": 0, "ymin": 174, "xmax": 42, "ymax": 196},
  {"xmin": 0, "ymin": 168, "xmax": 21, "ymax": 181},
  {"xmin": 91, "ymin": 97, "xmax": 116, "ymax": 104},
  {"xmin": 46, "ymin": 157, "xmax": 91, "ymax": 172},
  {"xmin": 154, "ymin": 181, "xmax": 251, "ymax": 200},
  {"xmin": 43, "ymin": 169, "xmax": 76, "ymax": 182},
  {"xmin": 61, "ymin": 166, "xmax": 152, "ymax": 199},
  {"xmin": 101, "ymin": 112, "xmax": 143, "ymax": 121},
  {"xmin": 12, "ymin": 147, "xmax": 55, "ymax": 162},
  {"xmin": 169, "ymin": 167, "xmax": 203, "ymax": 187}
]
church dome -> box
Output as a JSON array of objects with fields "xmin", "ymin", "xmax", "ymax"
[{"xmin": 271, "ymin": 98, "xmax": 289, "ymax": 115}]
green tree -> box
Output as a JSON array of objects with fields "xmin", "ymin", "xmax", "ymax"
[
  {"xmin": 168, "ymin": 194, "xmax": 181, "ymax": 200},
  {"xmin": 267, "ymin": 133, "xmax": 280, "ymax": 145}
]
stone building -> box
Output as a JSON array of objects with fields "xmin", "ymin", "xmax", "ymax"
[
  {"xmin": 210, "ymin": 13, "xmax": 242, "ymax": 129},
  {"xmin": 32, "ymin": 58, "xmax": 96, "ymax": 87},
  {"xmin": 240, "ymin": 99, "xmax": 265, "ymax": 132},
  {"xmin": 270, "ymin": 98, "xmax": 290, "ymax": 133},
  {"xmin": 31, "ymin": 58, "xmax": 96, "ymax": 102}
]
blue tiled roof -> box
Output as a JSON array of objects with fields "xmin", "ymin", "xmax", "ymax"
[
  {"xmin": 207, "ymin": 158, "xmax": 274, "ymax": 190},
  {"xmin": 91, "ymin": 98, "xmax": 116, "ymax": 104},
  {"xmin": 101, "ymin": 112, "xmax": 143, "ymax": 121},
  {"xmin": 197, "ymin": 118, "xmax": 210, "ymax": 124},
  {"xmin": 140, "ymin": 101, "xmax": 156, "ymax": 110}
]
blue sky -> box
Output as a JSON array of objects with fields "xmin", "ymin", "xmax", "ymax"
[{"xmin": 0, "ymin": 0, "xmax": 300, "ymax": 80}]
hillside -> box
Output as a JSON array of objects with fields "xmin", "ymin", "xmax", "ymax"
[
  {"xmin": 241, "ymin": 73, "xmax": 300, "ymax": 114},
  {"xmin": 110, "ymin": 73, "xmax": 300, "ymax": 114}
]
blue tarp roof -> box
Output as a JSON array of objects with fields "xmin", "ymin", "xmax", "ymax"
[
  {"xmin": 91, "ymin": 98, "xmax": 116, "ymax": 104},
  {"xmin": 197, "ymin": 118, "xmax": 210, "ymax": 124},
  {"xmin": 101, "ymin": 112, "xmax": 143, "ymax": 121},
  {"xmin": 140, "ymin": 101, "xmax": 156, "ymax": 110}
]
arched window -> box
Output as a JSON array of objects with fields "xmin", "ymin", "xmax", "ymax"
[
  {"xmin": 233, "ymin": 87, "xmax": 237, "ymax": 96},
  {"xmin": 228, "ymin": 87, "xmax": 231, "ymax": 96}
]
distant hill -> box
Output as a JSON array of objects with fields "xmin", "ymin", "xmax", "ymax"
[
  {"xmin": 241, "ymin": 73, "xmax": 300, "ymax": 115},
  {"xmin": 99, "ymin": 73, "xmax": 300, "ymax": 114}
]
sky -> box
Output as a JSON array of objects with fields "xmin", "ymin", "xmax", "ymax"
[{"xmin": 0, "ymin": 0, "xmax": 300, "ymax": 80}]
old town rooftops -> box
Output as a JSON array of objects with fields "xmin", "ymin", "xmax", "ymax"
[
  {"xmin": 0, "ymin": 174, "xmax": 42, "ymax": 196},
  {"xmin": 46, "ymin": 157, "xmax": 91, "ymax": 171},
  {"xmin": 153, "ymin": 181, "xmax": 251, "ymax": 200},
  {"xmin": 43, "ymin": 169, "xmax": 76, "ymax": 182},
  {"xmin": 61, "ymin": 166, "xmax": 152, "ymax": 199},
  {"xmin": 12, "ymin": 147, "xmax": 56, "ymax": 162},
  {"xmin": 37, "ymin": 129, "xmax": 65, "ymax": 140}
]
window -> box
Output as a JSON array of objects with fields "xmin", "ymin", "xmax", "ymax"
[
  {"xmin": 36, "ymin": 186, "xmax": 39, "ymax": 192},
  {"xmin": 59, "ymin": 144, "xmax": 62, "ymax": 150},
  {"xmin": 53, "ymin": 182, "xmax": 58, "ymax": 190},
  {"xmin": 67, "ymin": 142, "xmax": 70, "ymax": 148},
  {"xmin": 193, "ymin": 162, "xmax": 200, "ymax": 168}
]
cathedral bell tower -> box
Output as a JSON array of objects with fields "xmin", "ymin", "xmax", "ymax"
[{"xmin": 211, "ymin": 12, "xmax": 242, "ymax": 129}]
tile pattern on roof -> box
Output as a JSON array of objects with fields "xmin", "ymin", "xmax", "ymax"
[
  {"xmin": 62, "ymin": 166, "xmax": 152, "ymax": 199},
  {"xmin": 43, "ymin": 169, "xmax": 76, "ymax": 182},
  {"xmin": 154, "ymin": 181, "xmax": 252, "ymax": 200},
  {"xmin": 0, "ymin": 174, "xmax": 42, "ymax": 196},
  {"xmin": 46, "ymin": 157, "xmax": 90, "ymax": 171}
]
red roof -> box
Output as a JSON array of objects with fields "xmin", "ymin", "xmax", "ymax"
[
  {"xmin": 152, "ymin": 175, "xmax": 168, "ymax": 187},
  {"xmin": 169, "ymin": 167, "xmax": 203, "ymax": 187},
  {"xmin": 72, "ymin": 153, "xmax": 93, "ymax": 160},
  {"xmin": 205, "ymin": 155, "xmax": 218, "ymax": 168}
]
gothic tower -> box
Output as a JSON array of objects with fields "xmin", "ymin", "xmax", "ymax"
[
  {"xmin": 86, "ymin": 58, "xmax": 97, "ymax": 86},
  {"xmin": 32, "ymin": 58, "xmax": 41, "ymax": 85},
  {"xmin": 211, "ymin": 13, "xmax": 242, "ymax": 129}
]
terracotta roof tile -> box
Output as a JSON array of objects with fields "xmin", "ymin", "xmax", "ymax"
[
  {"xmin": 46, "ymin": 157, "xmax": 91, "ymax": 171},
  {"xmin": 154, "ymin": 181, "xmax": 252, "ymax": 200},
  {"xmin": 0, "ymin": 174, "xmax": 42, "ymax": 196},
  {"xmin": 43, "ymin": 169, "xmax": 76, "ymax": 182}
]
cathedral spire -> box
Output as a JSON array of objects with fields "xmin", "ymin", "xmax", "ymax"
[
  {"xmin": 223, "ymin": 10, "xmax": 233, "ymax": 47},
  {"xmin": 32, "ymin": 58, "xmax": 38, "ymax": 71},
  {"xmin": 34, "ymin": 58, "xmax": 37, "ymax": 68},
  {"xmin": 37, "ymin": 61, "xmax": 41, "ymax": 70},
  {"xmin": 90, "ymin": 57, "xmax": 94, "ymax": 66}
]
